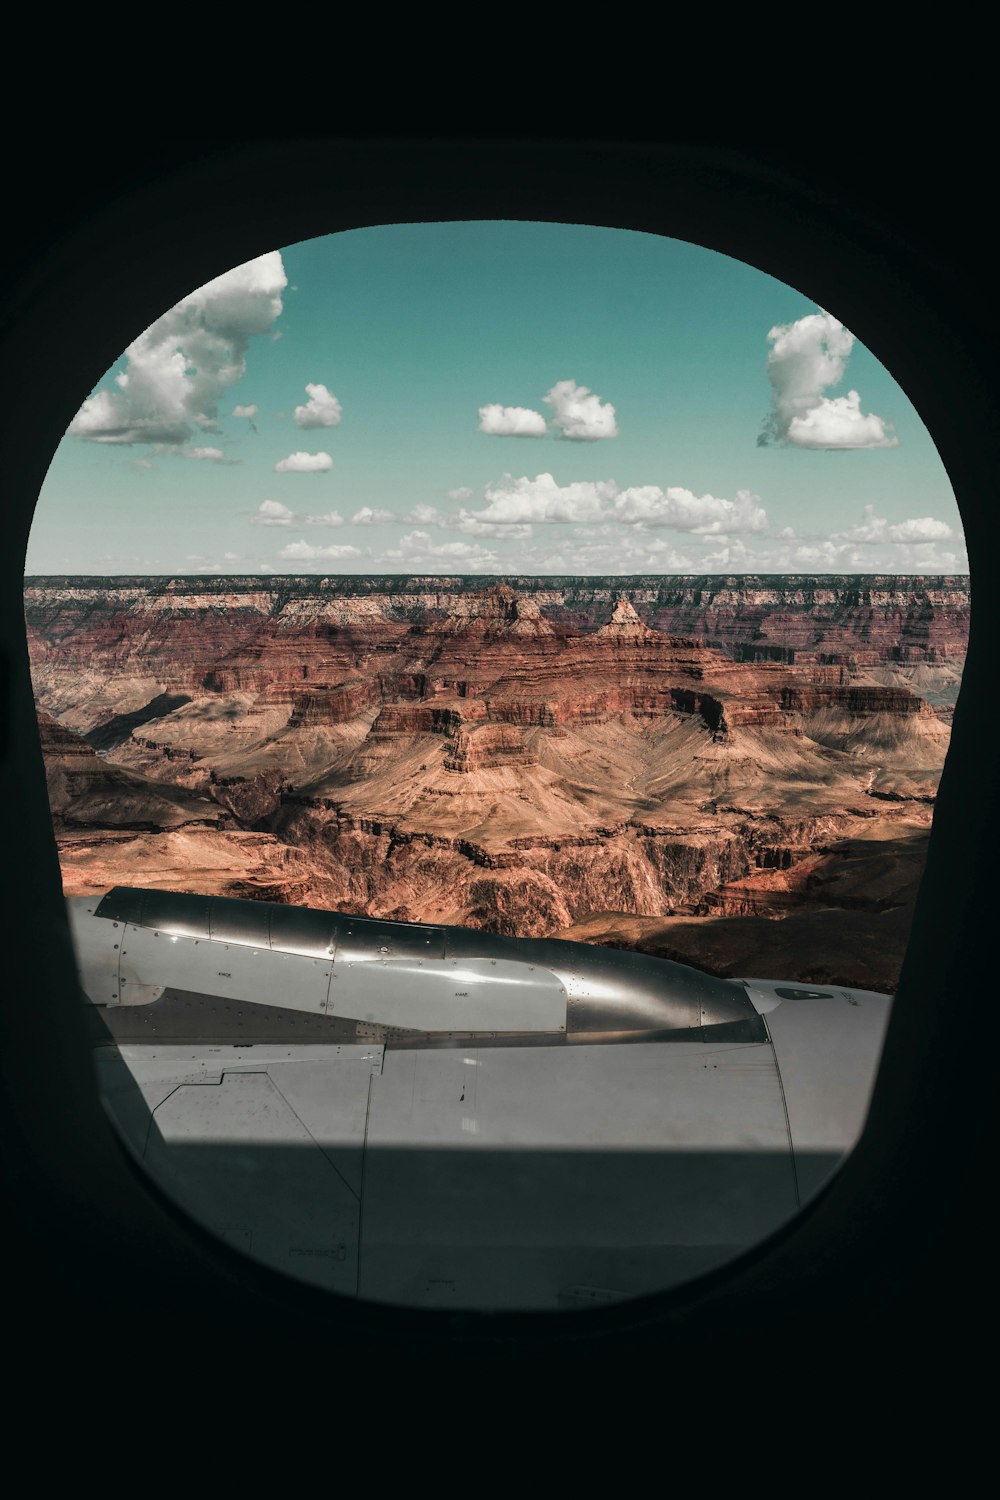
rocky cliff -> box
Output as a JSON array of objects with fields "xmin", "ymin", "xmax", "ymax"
[{"xmin": 25, "ymin": 574, "xmax": 969, "ymax": 989}]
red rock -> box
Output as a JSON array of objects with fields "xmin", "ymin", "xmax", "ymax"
[{"xmin": 25, "ymin": 575, "xmax": 967, "ymax": 990}]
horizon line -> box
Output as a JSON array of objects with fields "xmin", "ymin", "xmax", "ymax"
[{"xmin": 23, "ymin": 570, "xmax": 973, "ymax": 584}]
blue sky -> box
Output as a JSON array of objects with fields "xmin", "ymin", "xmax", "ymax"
[{"xmin": 26, "ymin": 220, "xmax": 967, "ymax": 576}]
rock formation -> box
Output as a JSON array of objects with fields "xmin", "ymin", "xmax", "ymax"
[{"xmin": 25, "ymin": 574, "xmax": 970, "ymax": 989}]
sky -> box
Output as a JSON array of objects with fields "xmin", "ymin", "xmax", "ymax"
[{"xmin": 26, "ymin": 220, "xmax": 967, "ymax": 577}]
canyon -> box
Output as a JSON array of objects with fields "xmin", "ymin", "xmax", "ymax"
[{"xmin": 25, "ymin": 574, "xmax": 970, "ymax": 992}]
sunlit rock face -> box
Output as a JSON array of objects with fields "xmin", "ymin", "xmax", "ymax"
[{"xmin": 25, "ymin": 573, "xmax": 969, "ymax": 989}]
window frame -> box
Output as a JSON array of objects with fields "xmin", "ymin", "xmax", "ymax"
[{"xmin": 1, "ymin": 138, "xmax": 990, "ymax": 1359}]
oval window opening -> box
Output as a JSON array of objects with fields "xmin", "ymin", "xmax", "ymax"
[{"xmin": 24, "ymin": 220, "xmax": 969, "ymax": 1311}]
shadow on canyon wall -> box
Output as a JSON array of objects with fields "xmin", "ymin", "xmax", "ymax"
[{"xmin": 27, "ymin": 574, "xmax": 969, "ymax": 993}]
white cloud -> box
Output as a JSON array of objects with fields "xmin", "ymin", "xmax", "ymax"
[
  {"xmin": 274, "ymin": 450, "xmax": 333, "ymax": 473},
  {"xmin": 277, "ymin": 540, "xmax": 364, "ymax": 561},
  {"xmin": 888, "ymin": 541, "xmax": 968, "ymax": 569},
  {"xmin": 792, "ymin": 541, "xmax": 849, "ymax": 567},
  {"xmin": 474, "ymin": 472, "xmax": 617, "ymax": 525},
  {"xmin": 223, "ymin": 551, "xmax": 243, "ymax": 560},
  {"xmin": 543, "ymin": 379, "xmax": 618, "ymax": 441},
  {"xmin": 831, "ymin": 505, "xmax": 955, "ymax": 545},
  {"xmin": 454, "ymin": 511, "xmax": 533, "ymax": 539},
  {"xmin": 294, "ymin": 383, "xmax": 343, "ymax": 429},
  {"xmin": 382, "ymin": 530, "xmax": 499, "ymax": 571},
  {"xmin": 181, "ymin": 446, "xmax": 227, "ymax": 462},
  {"xmin": 407, "ymin": 495, "xmax": 531, "ymax": 538},
  {"xmin": 674, "ymin": 515, "xmax": 968, "ymax": 574},
  {"xmin": 830, "ymin": 505, "xmax": 887, "ymax": 543},
  {"xmin": 69, "ymin": 251, "xmax": 287, "ymax": 446},
  {"xmin": 696, "ymin": 538, "xmax": 754, "ymax": 570},
  {"xmin": 233, "ymin": 404, "xmax": 258, "ymax": 419},
  {"xmin": 408, "ymin": 503, "xmax": 441, "ymax": 524},
  {"xmin": 132, "ymin": 458, "xmax": 155, "ymax": 471},
  {"xmin": 613, "ymin": 485, "xmax": 768, "ymax": 534},
  {"xmin": 433, "ymin": 503, "xmax": 967, "ymax": 576},
  {"xmin": 446, "ymin": 486, "xmax": 474, "ymax": 502},
  {"xmin": 641, "ymin": 538, "xmax": 696, "ymax": 569},
  {"xmin": 759, "ymin": 310, "xmax": 897, "ymax": 449},
  {"xmin": 351, "ymin": 506, "xmax": 394, "ymax": 525},
  {"xmin": 477, "ymin": 403, "xmax": 548, "ymax": 437},
  {"xmin": 887, "ymin": 516, "xmax": 955, "ymax": 542},
  {"xmin": 303, "ymin": 511, "xmax": 344, "ymax": 527},
  {"xmin": 468, "ymin": 473, "xmax": 762, "ymax": 533},
  {"xmin": 506, "ymin": 531, "xmax": 696, "ymax": 575},
  {"xmin": 252, "ymin": 500, "xmax": 295, "ymax": 526},
  {"xmin": 786, "ymin": 390, "xmax": 898, "ymax": 449}
]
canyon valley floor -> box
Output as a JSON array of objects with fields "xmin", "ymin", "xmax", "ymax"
[{"xmin": 25, "ymin": 574, "xmax": 969, "ymax": 992}]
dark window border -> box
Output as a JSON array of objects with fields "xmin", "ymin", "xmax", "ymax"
[{"xmin": 1, "ymin": 139, "xmax": 991, "ymax": 1363}]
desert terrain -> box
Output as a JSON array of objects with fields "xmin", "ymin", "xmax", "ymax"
[{"xmin": 25, "ymin": 573, "xmax": 969, "ymax": 991}]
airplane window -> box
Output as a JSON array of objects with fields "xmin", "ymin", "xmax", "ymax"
[{"xmin": 23, "ymin": 219, "xmax": 969, "ymax": 1312}]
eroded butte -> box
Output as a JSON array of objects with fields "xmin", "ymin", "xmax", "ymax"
[{"xmin": 26, "ymin": 573, "xmax": 969, "ymax": 990}]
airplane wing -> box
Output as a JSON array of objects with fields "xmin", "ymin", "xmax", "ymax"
[{"xmin": 68, "ymin": 888, "xmax": 892, "ymax": 1310}]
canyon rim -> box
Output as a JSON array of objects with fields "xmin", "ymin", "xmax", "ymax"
[
  {"xmin": 25, "ymin": 222, "xmax": 971, "ymax": 995},
  {"xmin": 25, "ymin": 572, "xmax": 968, "ymax": 993}
]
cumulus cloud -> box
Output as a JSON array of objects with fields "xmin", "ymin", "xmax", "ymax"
[
  {"xmin": 446, "ymin": 486, "xmax": 474, "ymax": 502},
  {"xmin": 613, "ymin": 485, "xmax": 768, "ymax": 534},
  {"xmin": 233, "ymin": 404, "xmax": 258, "ymax": 419},
  {"xmin": 477, "ymin": 403, "xmax": 548, "ymax": 437},
  {"xmin": 509, "ymin": 532, "xmax": 695, "ymax": 575},
  {"xmin": 303, "ymin": 511, "xmax": 344, "ymax": 527},
  {"xmin": 831, "ymin": 504, "xmax": 955, "ymax": 545},
  {"xmin": 521, "ymin": 525, "xmax": 963, "ymax": 577},
  {"xmin": 181, "ymin": 446, "xmax": 227, "ymax": 462},
  {"xmin": 382, "ymin": 530, "xmax": 499, "ymax": 571},
  {"xmin": 543, "ymin": 379, "xmax": 618, "ymax": 441},
  {"xmin": 408, "ymin": 503, "xmax": 441, "ymax": 524},
  {"xmin": 294, "ymin": 383, "xmax": 343, "ymax": 429},
  {"xmin": 474, "ymin": 472, "xmax": 618, "ymax": 525},
  {"xmin": 277, "ymin": 540, "xmax": 364, "ymax": 561},
  {"xmin": 888, "ymin": 516, "xmax": 954, "ymax": 542},
  {"xmin": 888, "ymin": 541, "xmax": 969, "ymax": 569},
  {"xmin": 453, "ymin": 512, "xmax": 533, "ymax": 540},
  {"xmin": 351, "ymin": 506, "xmax": 394, "ymax": 525},
  {"xmin": 759, "ymin": 310, "xmax": 897, "ymax": 449},
  {"xmin": 468, "ymin": 473, "xmax": 763, "ymax": 533},
  {"xmin": 674, "ymin": 515, "xmax": 968, "ymax": 575},
  {"xmin": 274, "ymin": 450, "xmax": 333, "ymax": 473},
  {"xmin": 252, "ymin": 500, "xmax": 295, "ymax": 526},
  {"xmin": 784, "ymin": 391, "xmax": 897, "ymax": 449},
  {"xmin": 223, "ymin": 551, "xmax": 243, "ymax": 560},
  {"xmin": 406, "ymin": 494, "xmax": 531, "ymax": 538},
  {"xmin": 641, "ymin": 538, "xmax": 696, "ymax": 569},
  {"xmin": 69, "ymin": 251, "xmax": 287, "ymax": 446}
]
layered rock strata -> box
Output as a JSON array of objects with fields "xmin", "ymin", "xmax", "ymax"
[
  {"xmin": 25, "ymin": 575, "xmax": 968, "ymax": 989},
  {"xmin": 39, "ymin": 711, "xmax": 345, "ymax": 906}
]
